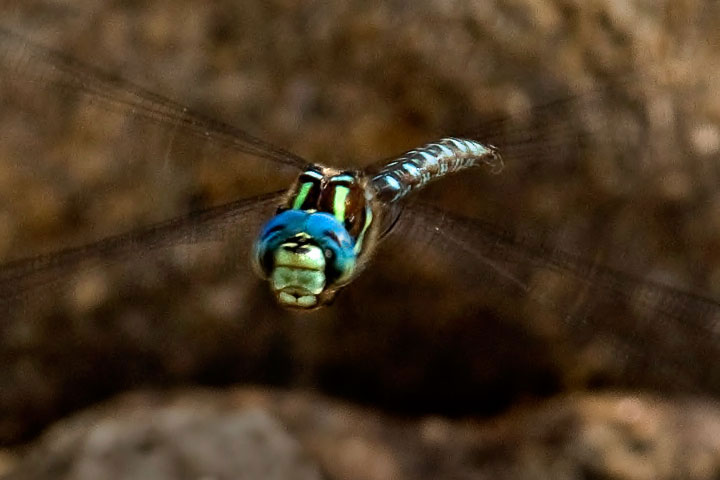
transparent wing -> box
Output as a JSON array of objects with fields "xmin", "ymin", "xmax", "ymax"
[
  {"xmin": 390, "ymin": 200, "xmax": 720, "ymax": 395},
  {"xmin": 0, "ymin": 28, "xmax": 305, "ymax": 443},
  {"xmin": 0, "ymin": 191, "xmax": 284, "ymax": 308},
  {"xmin": 356, "ymin": 73, "xmax": 720, "ymax": 400},
  {"xmin": 0, "ymin": 25, "xmax": 307, "ymax": 170},
  {"xmin": 0, "ymin": 25, "xmax": 304, "ymax": 268},
  {"xmin": 362, "ymin": 77, "xmax": 652, "ymax": 177}
]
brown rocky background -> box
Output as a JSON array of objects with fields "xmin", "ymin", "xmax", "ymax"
[{"xmin": 1, "ymin": 0, "xmax": 720, "ymax": 478}]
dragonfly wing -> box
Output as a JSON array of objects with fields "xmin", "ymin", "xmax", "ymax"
[
  {"xmin": 362, "ymin": 79, "xmax": 649, "ymax": 175},
  {"xmin": 399, "ymin": 202, "xmax": 720, "ymax": 395},
  {"xmin": 0, "ymin": 26, "xmax": 304, "ymax": 277},
  {"xmin": 0, "ymin": 191, "xmax": 284, "ymax": 307},
  {"xmin": 0, "ymin": 26, "xmax": 308, "ymax": 170},
  {"xmin": 358, "ymin": 62, "xmax": 719, "ymax": 399}
]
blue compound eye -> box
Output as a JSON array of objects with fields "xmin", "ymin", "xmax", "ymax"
[
  {"xmin": 254, "ymin": 210, "xmax": 308, "ymax": 277},
  {"xmin": 253, "ymin": 210, "xmax": 357, "ymax": 287},
  {"xmin": 323, "ymin": 230, "xmax": 342, "ymax": 246},
  {"xmin": 260, "ymin": 224, "xmax": 285, "ymax": 240},
  {"xmin": 304, "ymin": 213, "xmax": 356, "ymax": 285}
]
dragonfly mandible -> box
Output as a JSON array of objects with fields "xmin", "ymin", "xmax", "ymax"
[{"xmin": 1, "ymin": 22, "xmax": 720, "ymax": 424}]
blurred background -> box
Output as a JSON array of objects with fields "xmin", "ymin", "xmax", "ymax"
[{"xmin": 1, "ymin": 0, "xmax": 720, "ymax": 478}]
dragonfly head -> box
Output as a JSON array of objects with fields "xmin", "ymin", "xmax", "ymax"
[
  {"xmin": 253, "ymin": 209, "xmax": 357, "ymax": 309},
  {"xmin": 253, "ymin": 165, "xmax": 376, "ymax": 309}
]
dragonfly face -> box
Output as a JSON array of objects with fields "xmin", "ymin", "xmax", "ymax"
[{"xmin": 253, "ymin": 166, "xmax": 377, "ymax": 309}]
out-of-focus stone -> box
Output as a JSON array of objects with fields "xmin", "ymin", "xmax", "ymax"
[
  {"xmin": 0, "ymin": 451, "xmax": 18, "ymax": 477},
  {"xmin": 4, "ymin": 389, "xmax": 720, "ymax": 480},
  {"xmin": 4, "ymin": 390, "xmax": 322, "ymax": 480}
]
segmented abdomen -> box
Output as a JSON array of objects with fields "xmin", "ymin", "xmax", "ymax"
[{"xmin": 370, "ymin": 137, "xmax": 503, "ymax": 203}]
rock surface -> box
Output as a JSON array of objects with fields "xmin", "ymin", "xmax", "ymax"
[{"xmin": 5, "ymin": 388, "xmax": 720, "ymax": 480}]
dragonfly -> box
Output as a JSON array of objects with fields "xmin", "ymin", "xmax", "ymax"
[{"xmin": 1, "ymin": 23, "xmax": 720, "ymax": 442}]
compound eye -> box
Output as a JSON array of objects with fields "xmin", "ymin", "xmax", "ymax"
[
  {"xmin": 261, "ymin": 224, "xmax": 285, "ymax": 241},
  {"xmin": 319, "ymin": 174, "xmax": 367, "ymax": 238},
  {"xmin": 323, "ymin": 229, "xmax": 342, "ymax": 246}
]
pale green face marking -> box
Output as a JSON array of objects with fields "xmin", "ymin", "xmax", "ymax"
[{"xmin": 270, "ymin": 241, "xmax": 326, "ymax": 308}]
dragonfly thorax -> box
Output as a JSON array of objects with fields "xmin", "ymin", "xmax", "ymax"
[{"xmin": 253, "ymin": 165, "xmax": 377, "ymax": 309}]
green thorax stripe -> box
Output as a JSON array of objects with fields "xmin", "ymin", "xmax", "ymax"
[
  {"xmin": 354, "ymin": 206, "xmax": 372, "ymax": 255},
  {"xmin": 332, "ymin": 185, "xmax": 350, "ymax": 222},
  {"xmin": 292, "ymin": 182, "xmax": 314, "ymax": 210}
]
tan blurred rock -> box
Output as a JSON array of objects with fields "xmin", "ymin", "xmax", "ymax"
[{"xmin": 4, "ymin": 388, "xmax": 720, "ymax": 480}]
